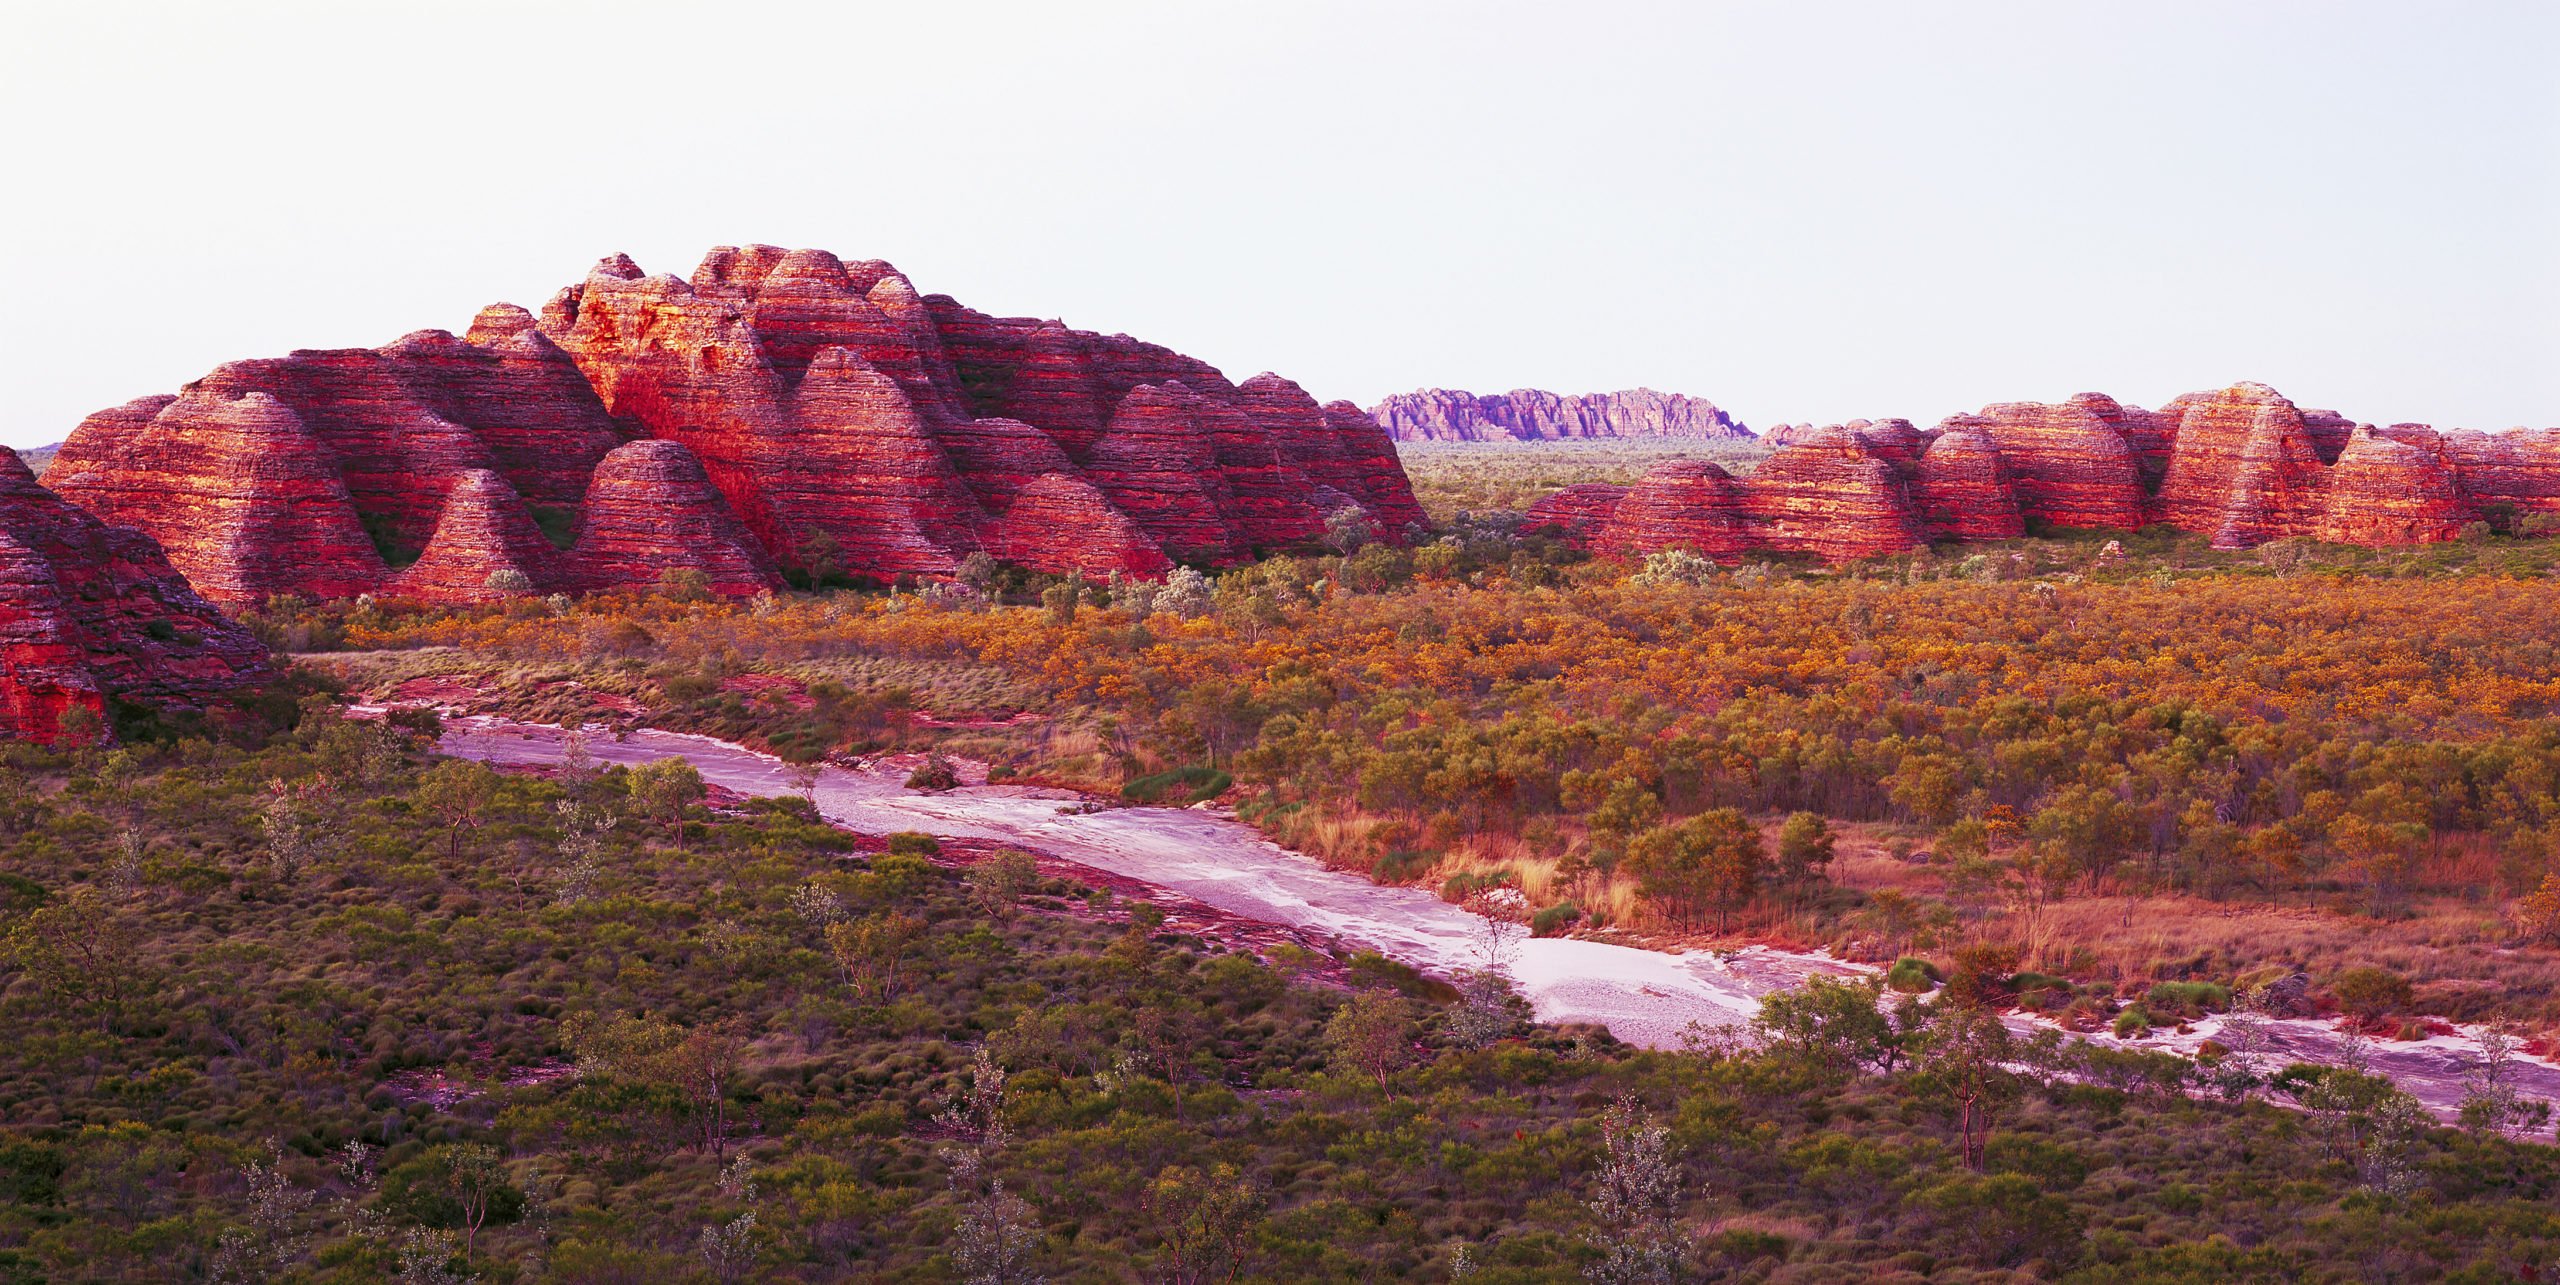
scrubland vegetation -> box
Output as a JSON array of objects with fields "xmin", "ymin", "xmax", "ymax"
[
  {"xmin": 19, "ymin": 473, "xmax": 2560, "ymax": 1277},
  {"xmin": 8, "ymin": 703, "xmax": 2560, "ymax": 1281},
  {"xmin": 293, "ymin": 520, "xmax": 2560, "ymax": 1031},
  {"xmin": 1395, "ymin": 439, "xmax": 1774, "ymax": 522}
]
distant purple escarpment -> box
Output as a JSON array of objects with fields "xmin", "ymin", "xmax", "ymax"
[{"xmin": 1369, "ymin": 388, "xmax": 1752, "ymax": 443}]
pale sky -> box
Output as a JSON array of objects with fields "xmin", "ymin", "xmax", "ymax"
[{"xmin": 3, "ymin": 1, "xmax": 2553, "ymax": 447}]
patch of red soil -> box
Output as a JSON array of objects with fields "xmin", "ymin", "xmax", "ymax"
[
  {"xmin": 910, "ymin": 709, "xmax": 1047, "ymax": 729},
  {"xmin": 389, "ymin": 675, "xmax": 489, "ymax": 707},
  {"xmin": 720, "ymin": 673, "xmax": 817, "ymax": 711}
]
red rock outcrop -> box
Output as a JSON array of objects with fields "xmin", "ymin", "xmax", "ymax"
[
  {"xmin": 1523, "ymin": 484, "xmax": 1629, "ymax": 545},
  {"xmin": 1081, "ymin": 383, "xmax": 1241, "ymax": 563},
  {"xmin": 1739, "ymin": 428, "xmax": 1926, "ymax": 559},
  {"xmin": 1542, "ymin": 384, "xmax": 2537, "ymax": 564},
  {"xmin": 1237, "ymin": 375, "xmax": 1428, "ymax": 537},
  {"xmin": 391, "ymin": 470, "xmax": 565, "ymax": 602},
  {"xmin": 2313, "ymin": 427, "xmax": 2469, "ymax": 545},
  {"xmin": 1321, "ymin": 401, "xmax": 1428, "ymax": 534},
  {"xmin": 2157, "ymin": 383, "xmax": 2336, "ymax": 547},
  {"xmin": 986, "ymin": 473, "xmax": 1173, "ymax": 577},
  {"xmin": 2444, "ymin": 428, "xmax": 2560, "ymax": 519},
  {"xmin": 1848, "ymin": 419, "xmax": 1928, "ymax": 475},
  {"xmin": 0, "ymin": 453, "xmax": 271, "ymax": 744},
  {"xmin": 44, "ymin": 309, "xmax": 632, "ymax": 602},
  {"xmin": 1941, "ymin": 394, "xmax": 2151, "ymax": 530},
  {"xmin": 1369, "ymin": 388, "xmax": 1751, "ymax": 442},
  {"xmin": 1597, "ymin": 463, "xmax": 1750, "ymax": 561},
  {"xmin": 47, "ymin": 246, "xmax": 1407, "ymax": 599},
  {"xmin": 572, "ymin": 441, "xmax": 783, "ymax": 597},
  {"xmin": 926, "ymin": 301, "xmax": 1116, "ymax": 457},
  {"xmin": 47, "ymin": 389, "xmax": 389, "ymax": 603},
  {"xmin": 1916, "ymin": 429, "xmax": 2026, "ymax": 540}
]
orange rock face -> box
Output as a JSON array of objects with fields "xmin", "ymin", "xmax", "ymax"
[
  {"xmin": 1916, "ymin": 429, "xmax": 2026, "ymax": 540},
  {"xmin": 2443, "ymin": 427, "xmax": 2560, "ymax": 521},
  {"xmin": 1739, "ymin": 428, "xmax": 1926, "ymax": 559},
  {"xmin": 2313, "ymin": 427, "xmax": 2469, "ymax": 545},
  {"xmin": 1598, "ymin": 463, "xmax": 1751, "ymax": 560},
  {"xmin": 2152, "ymin": 383, "xmax": 2344, "ymax": 548},
  {"xmin": 1523, "ymin": 484, "xmax": 1629, "ymax": 545},
  {"xmin": 1940, "ymin": 394, "xmax": 2150, "ymax": 531},
  {"xmin": 391, "ymin": 470, "xmax": 566, "ymax": 602},
  {"xmin": 0, "ymin": 454, "xmax": 271, "ymax": 744},
  {"xmin": 44, "ymin": 246, "xmax": 1410, "ymax": 599},
  {"xmin": 572, "ymin": 441, "xmax": 783, "ymax": 597}
]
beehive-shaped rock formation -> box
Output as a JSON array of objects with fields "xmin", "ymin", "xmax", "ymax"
[
  {"xmin": 392, "ymin": 470, "xmax": 565, "ymax": 602},
  {"xmin": 0, "ymin": 454, "xmax": 271, "ymax": 744},
  {"xmin": 1599, "ymin": 462, "xmax": 1751, "ymax": 561},
  {"xmin": 1917, "ymin": 429, "xmax": 2026, "ymax": 540},
  {"xmin": 1739, "ymin": 428, "xmax": 1927, "ymax": 559},
  {"xmin": 42, "ymin": 247, "xmax": 1417, "ymax": 601},
  {"xmin": 572, "ymin": 441, "xmax": 782, "ymax": 597},
  {"xmin": 1523, "ymin": 483, "xmax": 1630, "ymax": 543}
]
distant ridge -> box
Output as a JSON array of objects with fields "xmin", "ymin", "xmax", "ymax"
[{"xmin": 1370, "ymin": 388, "xmax": 1751, "ymax": 443}]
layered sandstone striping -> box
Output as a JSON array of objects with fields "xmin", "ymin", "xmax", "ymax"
[
  {"xmin": 1916, "ymin": 429, "xmax": 2026, "ymax": 540},
  {"xmin": 1571, "ymin": 385, "xmax": 2547, "ymax": 562},
  {"xmin": 0, "ymin": 453, "xmax": 271, "ymax": 744},
  {"xmin": 1738, "ymin": 428, "xmax": 1927, "ymax": 559},
  {"xmin": 1523, "ymin": 483, "xmax": 1630, "ymax": 544},
  {"xmin": 1370, "ymin": 388, "xmax": 1750, "ymax": 442},
  {"xmin": 47, "ymin": 390, "xmax": 390, "ymax": 602},
  {"xmin": 392, "ymin": 470, "xmax": 564, "ymax": 602},
  {"xmin": 47, "ymin": 246, "xmax": 1410, "ymax": 599},
  {"xmin": 572, "ymin": 441, "xmax": 782, "ymax": 597},
  {"xmin": 1940, "ymin": 395, "xmax": 2151, "ymax": 530},
  {"xmin": 2313, "ymin": 427, "xmax": 2469, "ymax": 546},
  {"xmin": 2443, "ymin": 428, "xmax": 2560, "ymax": 518},
  {"xmin": 1597, "ymin": 463, "xmax": 1750, "ymax": 561},
  {"xmin": 986, "ymin": 473, "xmax": 1173, "ymax": 578},
  {"xmin": 1318, "ymin": 401, "xmax": 1429, "ymax": 534}
]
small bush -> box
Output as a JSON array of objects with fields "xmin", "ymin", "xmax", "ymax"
[
  {"xmin": 1886, "ymin": 957, "xmax": 1942, "ymax": 994},
  {"xmin": 1531, "ymin": 902, "xmax": 1581, "ymax": 937},
  {"xmin": 905, "ymin": 756, "xmax": 961, "ymax": 791},
  {"xmin": 2143, "ymin": 981, "xmax": 2230, "ymax": 1019},
  {"xmin": 2113, "ymin": 1007, "xmax": 2152, "ymax": 1039},
  {"xmin": 886, "ymin": 831, "xmax": 942, "ymax": 857},
  {"xmin": 1371, "ymin": 850, "xmax": 1433, "ymax": 884},
  {"xmin": 1123, "ymin": 765, "xmax": 1233, "ymax": 805},
  {"xmin": 1439, "ymin": 869, "xmax": 1518, "ymax": 903},
  {"xmin": 2330, "ymin": 966, "xmax": 2413, "ymax": 1019}
]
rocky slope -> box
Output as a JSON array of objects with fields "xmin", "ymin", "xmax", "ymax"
[
  {"xmin": 1370, "ymin": 388, "xmax": 1750, "ymax": 442},
  {"xmin": 0, "ymin": 453, "xmax": 271, "ymax": 744},
  {"xmin": 44, "ymin": 247, "xmax": 1423, "ymax": 604},
  {"xmin": 1547, "ymin": 382, "xmax": 2558, "ymax": 563}
]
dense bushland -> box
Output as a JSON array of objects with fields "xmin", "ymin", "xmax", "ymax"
[
  {"xmin": 287, "ymin": 519, "xmax": 2560, "ymax": 1028},
  {"xmin": 7, "ymin": 708, "xmax": 2560, "ymax": 1281}
]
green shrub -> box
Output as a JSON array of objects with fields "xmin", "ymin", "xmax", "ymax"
[
  {"xmin": 1438, "ymin": 869, "xmax": 1518, "ymax": 903},
  {"xmin": 2113, "ymin": 1007, "xmax": 2153, "ymax": 1039},
  {"xmin": 1886, "ymin": 957, "xmax": 1942, "ymax": 994},
  {"xmin": 1122, "ymin": 765, "xmax": 1233, "ymax": 805},
  {"xmin": 1531, "ymin": 902, "xmax": 1581, "ymax": 937},
  {"xmin": 2144, "ymin": 981, "xmax": 2230, "ymax": 1018},
  {"xmin": 2330, "ymin": 966, "xmax": 2413, "ymax": 1019},
  {"xmin": 886, "ymin": 831, "xmax": 942, "ymax": 857},
  {"xmin": 905, "ymin": 756, "xmax": 961, "ymax": 791},
  {"xmin": 1371, "ymin": 850, "xmax": 1433, "ymax": 884}
]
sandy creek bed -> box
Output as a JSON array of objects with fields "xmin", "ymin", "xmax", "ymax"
[{"xmin": 435, "ymin": 714, "xmax": 2560, "ymax": 1121}]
